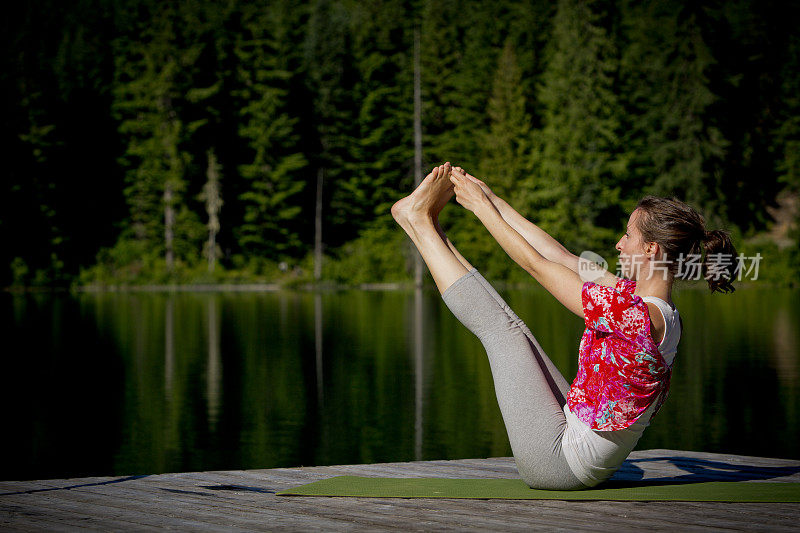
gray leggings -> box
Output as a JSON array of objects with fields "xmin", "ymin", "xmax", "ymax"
[{"xmin": 442, "ymin": 268, "xmax": 586, "ymax": 490}]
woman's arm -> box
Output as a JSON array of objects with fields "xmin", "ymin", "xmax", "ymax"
[
  {"xmin": 450, "ymin": 171, "xmax": 585, "ymax": 318},
  {"xmin": 452, "ymin": 167, "xmax": 619, "ymax": 288},
  {"xmin": 452, "ymin": 168, "xmax": 572, "ymax": 264}
]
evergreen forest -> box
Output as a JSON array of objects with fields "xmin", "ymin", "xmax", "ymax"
[{"xmin": 3, "ymin": 0, "xmax": 799, "ymax": 288}]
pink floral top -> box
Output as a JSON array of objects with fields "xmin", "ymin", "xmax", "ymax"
[{"xmin": 567, "ymin": 278, "xmax": 673, "ymax": 431}]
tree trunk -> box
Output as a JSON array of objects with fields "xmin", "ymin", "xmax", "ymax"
[
  {"xmin": 206, "ymin": 297, "xmax": 221, "ymax": 428},
  {"xmin": 208, "ymin": 224, "xmax": 216, "ymax": 273},
  {"xmin": 164, "ymin": 183, "xmax": 174, "ymax": 273},
  {"xmin": 314, "ymin": 167, "xmax": 324, "ymax": 281},
  {"xmin": 204, "ymin": 150, "xmax": 222, "ymax": 274},
  {"xmin": 413, "ymin": 27, "xmax": 424, "ymax": 289}
]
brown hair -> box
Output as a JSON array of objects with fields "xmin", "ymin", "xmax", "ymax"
[{"xmin": 634, "ymin": 196, "xmax": 738, "ymax": 294}]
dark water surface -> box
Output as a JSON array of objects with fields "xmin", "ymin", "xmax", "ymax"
[{"xmin": 2, "ymin": 286, "xmax": 798, "ymax": 480}]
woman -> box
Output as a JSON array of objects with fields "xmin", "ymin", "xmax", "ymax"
[{"xmin": 391, "ymin": 162, "xmax": 737, "ymax": 489}]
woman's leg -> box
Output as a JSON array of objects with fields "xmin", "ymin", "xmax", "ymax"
[
  {"xmin": 393, "ymin": 168, "xmax": 583, "ymax": 489},
  {"xmin": 391, "ymin": 162, "xmax": 469, "ymax": 295},
  {"xmin": 441, "ymin": 270, "xmax": 583, "ymax": 489},
  {"xmin": 434, "ymin": 220, "xmax": 570, "ymax": 403}
]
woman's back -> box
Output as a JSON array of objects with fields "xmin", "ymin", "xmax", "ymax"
[{"xmin": 562, "ymin": 292, "xmax": 681, "ymax": 487}]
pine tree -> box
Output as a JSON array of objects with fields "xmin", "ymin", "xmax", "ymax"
[
  {"xmin": 112, "ymin": 4, "xmax": 204, "ymax": 273},
  {"xmin": 775, "ymin": 33, "xmax": 800, "ymax": 196},
  {"xmin": 335, "ymin": 0, "xmax": 414, "ymax": 231},
  {"xmin": 418, "ymin": 0, "xmax": 466, "ymax": 165},
  {"xmin": 772, "ymin": 28, "xmax": 800, "ymax": 247},
  {"xmin": 527, "ymin": 0, "xmax": 627, "ymax": 253},
  {"xmin": 420, "ymin": 0, "xmax": 504, "ymax": 168},
  {"xmin": 303, "ymin": 0, "xmax": 356, "ymax": 249},
  {"xmin": 14, "ymin": 88, "xmax": 64, "ymax": 283},
  {"xmin": 478, "ymin": 40, "xmax": 532, "ymax": 202},
  {"xmin": 234, "ymin": 1, "xmax": 307, "ymax": 260},
  {"xmin": 620, "ymin": 0, "xmax": 727, "ymax": 222}
]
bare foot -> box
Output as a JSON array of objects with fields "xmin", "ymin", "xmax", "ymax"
[
  {"xmin": 391, "ymin": 163, "xmax": 454, "ymax": 231},
  {"xmin": 453, "ymin": 166, "xmax": 494, "ymax": 198}
]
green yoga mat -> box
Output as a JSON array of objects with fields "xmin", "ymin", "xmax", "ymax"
[{"xmin": 276, "ymin": 476, "xmax": 800, "ymax": 503}]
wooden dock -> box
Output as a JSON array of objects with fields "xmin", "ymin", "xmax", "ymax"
[{"xmin": 2, "ymin": 449, "xmax": 799, "ymax": 531}]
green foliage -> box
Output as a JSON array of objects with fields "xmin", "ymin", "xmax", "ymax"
[
  {"xmin": 620, "ymin": 0, "xmax": 728, "ymax": 225},
  {"xmin": 323, "ymin": 224, "xmax": 412, "ymax": 285},
  {"xmin": 774, "ymin": 32, "xmax": 800, "ymax": 198},
  {"xmin": 78, "ymin": 234, "xmax": 227, "ymax": 287},
  {"xmin": 303, "ymin": 0, "xmax": 365, "ymax": 247},
  {"xmin": 478, "ymin": 40, "xmax": 532, "ymax": 202},
  {"xmin": 735, "ymin": 238, "xmax": 800, "ymax": 288},
  {"xmin": 112, "ymin": 4, "xmax": 203, "ymax": 263},
  {"xmin": 10, "ymin": 257, "xmax": 29, "ymax": 288},
  {"xmin": 78, "ymin": 237, "xmax": 156, "ymax": 285},
  {"xmin": 420, "ymin": 0, "xmax": 503, "ymax": 168},
  {"xmin": 527, "ymin": 0, "xmax": 628, "ymax": 253},
  {"xmin": 335, "ymin": 0, "xmax": 414, "ymax": 234},
  {"xmin": 234, "ymin": 1, "xmax": 308, "ymax": 259},
  {"xmin": 5, "ymin": 0, "xmax": 800, "ymax": 287}
]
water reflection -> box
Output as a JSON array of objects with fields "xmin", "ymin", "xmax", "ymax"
[
  {"xmin": 1, "ymin": 287, "xmax": 799, "ymax": 481},
  {"xmin": 773, "ymin": 305, "xmax": 799, "ymax": 383},
  {"xmin": 315, "ymin": 292, "xmax": 323, "ymax": 407},
  {"xmin": 206, "ymin": 297, "xmax": 221, "ymax": 428},
  {"xmin": 414, "ymin": 286, "xmax": 424, "ymax": 461},
  {"xmin": 165, "ymin": 296, "xmax": 174, "ymax": 397}
]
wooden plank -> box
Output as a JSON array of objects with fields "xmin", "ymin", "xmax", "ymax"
[
  {"xmin": 620, "ymin": 451, "xmax": 800, "ymax": 482},
  {"xmin": 0, "ymin": 476, "xmax": 142, "ymax": 497},
  {"xmin": 2, "ymin": 450, "xmax": 800, "ymax": 532},
  {"xmin": 0, "ymin": 493, "xmax": 228, "ymax": 531},
  {"xmin": 632, "ymin": 449, "xmax": 800, "ymax": 468},
  {"xmin": 0, "ymin": 482, "xmax": 55, "ymax": 495},
  {"xmin": 122, "ymin": 471, "xmax": 605, "ymax": 531},
  {"xmin": 133, "ymin": 473, "xmax": 511, "ymax": 531},
  {"xmin": 57, "ymin": 473, "xmax": 418, "ymax": 532},
  {"xmin": 34, "ymin": 479, "xmax": 356, "ymax": 530},
  {"xmin": 531, "ymin": 500, "xmax": 797, "ymax": 531},
  {"xmin": 0, "ymin": 514, "xmax": 89, "ymax": 533}
]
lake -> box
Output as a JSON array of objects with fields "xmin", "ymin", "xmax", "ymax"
[{"xmin": 2, "ymin": 285, "xmax": 798, "ymax": 481}]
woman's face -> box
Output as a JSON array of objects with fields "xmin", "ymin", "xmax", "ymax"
[{"xmin": 615, "ymin": 209, "xmax": 651, "ymax": 280}]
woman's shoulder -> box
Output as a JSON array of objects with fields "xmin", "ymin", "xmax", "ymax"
[
  {"xmin": 582, "ymin": 277, "xmax": 637, "ymax": 303},
  {"xmin": 582, "ymin": 279, "xmax": 650, "ymax": 339},
  {"xmin": 590, "ymin": 271, "xmax": 623, "ymax": 288}
]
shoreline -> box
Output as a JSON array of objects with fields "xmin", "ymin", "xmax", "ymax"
[{"xmin": 1, "ymin": 279, "xmax": 776, "ymax": 294}]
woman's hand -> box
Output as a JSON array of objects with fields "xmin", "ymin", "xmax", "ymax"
[
  {"xmin": 449, "ymin": 167, "xmax": 491, "ymax": 214},
  {"xmin": 453, "ymin": 167, "xmax": 495, "ymax": 200}
]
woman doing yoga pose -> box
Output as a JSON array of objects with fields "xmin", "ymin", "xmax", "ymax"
[{"xmin": 391, "ymin": 162, "xmax": 737, "ymax": 489}]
